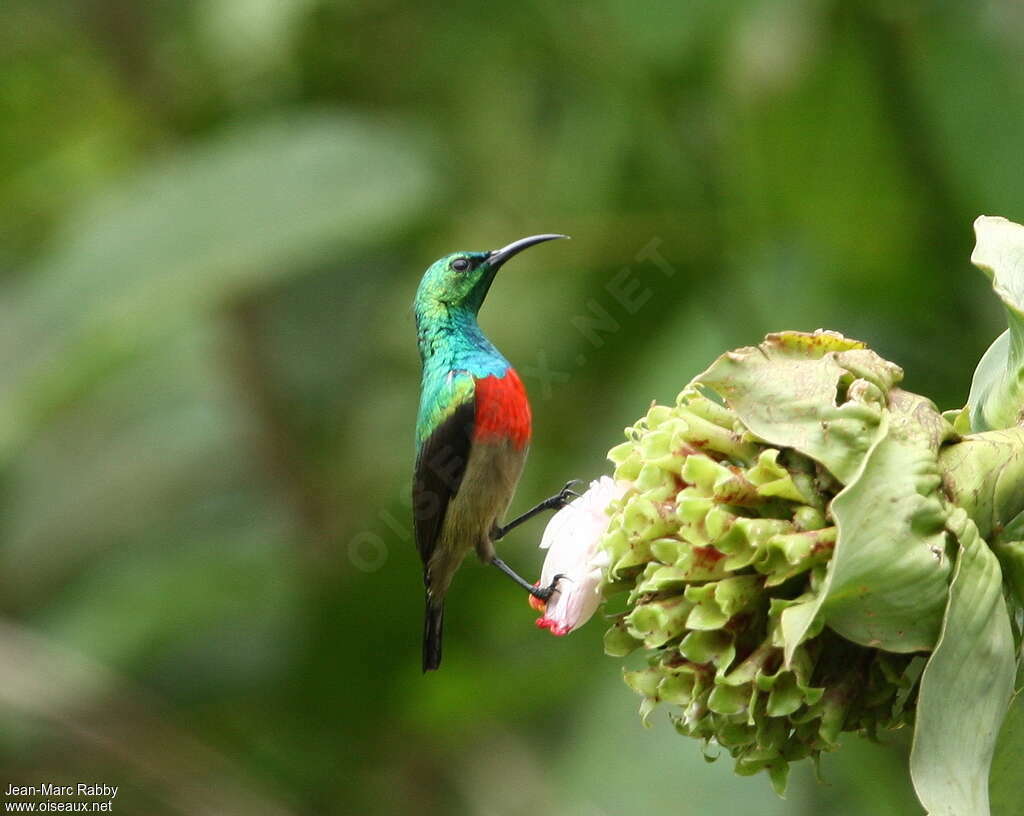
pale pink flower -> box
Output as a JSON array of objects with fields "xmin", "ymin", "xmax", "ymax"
[{"xmin": 530, "ymin": 476, "xmax": 629, "ymax": 635}]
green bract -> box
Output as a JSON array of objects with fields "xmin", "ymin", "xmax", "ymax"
[{"xmin": 599, "ymin": 216, "xmax": 1024, "ymax": 814}]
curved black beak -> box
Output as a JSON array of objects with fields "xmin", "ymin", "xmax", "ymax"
[{"xmin": 486, "ymin": 234, "xmax": 568, "ymax": 270}]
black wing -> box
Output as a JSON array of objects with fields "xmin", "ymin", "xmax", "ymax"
[{"xmin": 412, "ymin": 398, "xmax": 476, "ymax": 570}]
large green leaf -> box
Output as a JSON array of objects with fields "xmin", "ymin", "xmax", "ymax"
[
  {"xmin": 910, "ymin": 508, "xmax": 1016, "ymax": 816},
  {"xmin": 694, "ymin": 330, "xmax": 901, "ymax": 483},
  {"xmin": 811, "ymin": 415, "xmax": 950, "ymax": 652},
  {"xmin": 965, "ymin": 216, "xmax": 1024, "ymax": 432},
  {"xmin": 780, "ymin": 392, "xmax": 953, "ymax": 661},
  {"xmin": 0, "ymin": 110, "xmax": 436, "ymax": 460}
]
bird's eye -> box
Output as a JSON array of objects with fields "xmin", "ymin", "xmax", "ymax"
[{"xmin": 451, "ymin": 258, "xmax": 470, "ymax": 272}]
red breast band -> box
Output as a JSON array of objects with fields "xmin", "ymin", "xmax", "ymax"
[{"xmin": 474, "ymin": 369, "xmax": 531, "ymax": 449}]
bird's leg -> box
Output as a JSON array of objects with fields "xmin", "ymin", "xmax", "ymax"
[
  {"xmin": 490, "ymin": 557, "xmax": 567, "ymax": 602},
  {"xmin": 488, "ymin": 479, "xmax": 582, "ymax": 602},
  {"xmin": 491, "ymin": 480, "xmax": 584, "ymax": 541}
]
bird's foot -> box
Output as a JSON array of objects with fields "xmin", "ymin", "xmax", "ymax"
[
  {"xmin": 530, "ymin": 573, "xmax": 568, "ymax": 603},
  {"xmin": 554, "ymin": 479, "xmax": 585, "ymax": 509},
  {"xmin": 492, "ymin": 557, "xmax": 568, "ymax": 602}
]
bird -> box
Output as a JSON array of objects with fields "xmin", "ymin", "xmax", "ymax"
[{"xmin": 413, "ymin": 234, "xmax": 578, "ymax": 672}]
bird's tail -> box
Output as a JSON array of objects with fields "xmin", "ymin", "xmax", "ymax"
[{"xmin": 422, "ymin": 596, "xmax": 444, "ymax": 672}]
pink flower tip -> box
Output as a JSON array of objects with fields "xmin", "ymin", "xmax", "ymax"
[{"xmin": 535, "ymin": 617, "xmax": 571, "ymax": 636}]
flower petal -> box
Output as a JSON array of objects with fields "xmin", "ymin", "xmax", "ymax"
[{"xmin": 532, "ymin": 476, "xmax": 629, "ymax": 635}]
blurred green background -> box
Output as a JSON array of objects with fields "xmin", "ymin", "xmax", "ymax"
[{"xmin": 1, "ymin": 1, "xmax": 1021, "ymax": 813}]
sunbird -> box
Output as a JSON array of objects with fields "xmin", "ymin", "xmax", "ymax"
[{"xmin": 413, "ymin": 234, "xmax": 578, "ymax": 671}]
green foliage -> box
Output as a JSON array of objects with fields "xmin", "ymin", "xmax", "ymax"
[
  {"xmin": 601, "ymin": 221, "xmax": 1024, "ymax": 814},
  {"xmin": 965, "ymin": 216, "xmax": 1024, "ymax": 432},
  {"xmin": 602, "ymin": 335, "xmax": 937, "ymax": 797},
  {"xmin": 0, "ymin": 111, "xmax": 435, "ymax": 460},
  {"xmin": 910, "ymin": 508, "xmax": 1016, "ymax": 816}
]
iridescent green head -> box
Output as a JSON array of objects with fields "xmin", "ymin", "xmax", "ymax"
[{"xmin": 414, "ymin": 234, "xmax": 568, "ymax": 317}]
